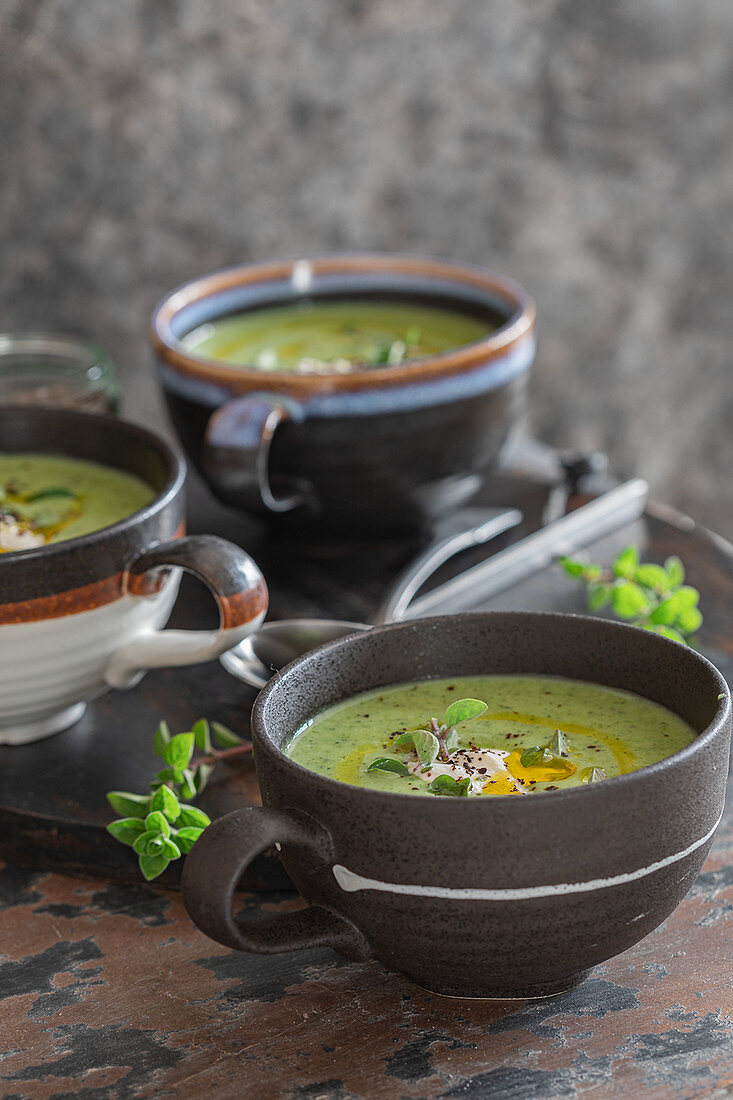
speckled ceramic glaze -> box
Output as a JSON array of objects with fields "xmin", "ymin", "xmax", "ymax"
[
  {"xmin": 0, "ymin": 408, "xmax": 268, "ymax": 744},
  {"xmin": 152, "ymin": 254, "xmax": 536, "ymax": 536},
  {"xmin": 182, "ymin": 612, "xmax": 731, "ymax": 999}
]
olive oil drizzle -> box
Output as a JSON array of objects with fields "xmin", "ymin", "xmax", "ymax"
[{"xmin": 480, "ymin": 711, "xmax": 635, "ymax": 775}]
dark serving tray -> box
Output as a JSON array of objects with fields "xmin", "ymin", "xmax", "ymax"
[{"xmin": 0, "ymin": 460, "xmax": 730, "ymax": 888}]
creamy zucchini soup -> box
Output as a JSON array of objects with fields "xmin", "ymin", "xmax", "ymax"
[
  {"xmin": 0, "ymin": 454, "xmax": 154, "ymax": 551},
  {"xmin": 182, "ymin": 300, "xmax": 494, "ymax": 375},
  {"xmin": 287, "ymin": 676, "xmax": 695, "ymax": 797}
]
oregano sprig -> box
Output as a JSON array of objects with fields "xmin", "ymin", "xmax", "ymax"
[
  {"xmin": 106, "ymin": 718, "xmax": 251, "ymax": 881},
  {"xmin": 560, "ymin": 545, "xmax": 702, "ymax": 644},
  {"xmin": 369, "ymin": 698, "xmax": 488, "ymax": 790}
]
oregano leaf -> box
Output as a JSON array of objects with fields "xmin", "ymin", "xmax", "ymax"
[
  {"xmin": 634, "ymin": 563, "xmax": 670, "ymax": 593},
  {"xmin": 587, "ymin": 582, "xmax": 613, "ymax": 610},
  {"xmin": 211, "ymin": 722, "xmax": 243, "ymax": 749},
  {"xmin": 412, "ymin": 729, "xmax": 440, "ymax": 766},
  {"xmin": 150, "ymin": 785, "xmax": 180, "ymax": 822},
  {"xmin": 428, "ymin": 774, "xmax": 470, "ymax": 797},
  {"xmin": 138, "ymin": 853, "xmax": 170, "ymax": 881},
  {"xmin": 673, "ymin": 607, "xmax": 703, "ymax": 635},
  {"xmin": 192, "ymin": 718, "xmax": 211, "ymax": 752},
  {"xmin": 164, "ymin": 732, "xmax": 194, "ymax": 770},
  {"xmin": 106, "ymin": 818, "xmax": 146, "ymax": 846},
  {"xmin": 144, "ymin": 810, "xmax": 170, "ymax": 837},
  {"xmin": 106, "ymin": 791, "xmax": 150, "ymax": 819},
  {"xmin": 175, "ymin": 827, "xmax": 204, "ymax": 853},
  {"xmin": 559, "ymin": 556, "xmax": 587, "ymax": 577},
  {"xmin": 612, "ymin": 582, "xmax": 649, "ymax": 619},
  {"xmin": 612, "ymin": 545, "xmax": 639, "ymax": 579},
  {"xmin": 391, "ymin": 732, "xmax": 415, "ymax": 749},
  {"xmin": 153, "ymin": 720, "xmax": 171, "ymax": 759},
  {"xmin": 179, "ymin": 769, "xmax": 197, "ymax": 800},
  {"xmin": 521, "ymin": 746, "xmax": 552, "ymax": 768},
  {"xmin": 193, "ymin": 763, "xmax": 213, "ymax": 795},
  {"xmin": 671, "ymin": 586, "xmax": 699, "ymax": 610},
  {"xmin": 367, "ymin": 757, "xmax": 410, "ymax": 776},
  {"xmin": 25, "ymin": 486, "xmax": 76, "ymax": 501},
  {"xmin": 664, "ymin": 556, "xmax": 685, "ymax": 587},
  {"xmin": 133, "ymin": 830, "xmax": 156, "ymax": 855},
  {"xmin": 649, "ymin": 596, "xmax": 681, "ymax": 625},
  {"xmin": 444, "ymin": 698, "xmax": 487, "ymax": 727},
  {"xmin": 175, "ymin": 805, "xmax": 211, "ymax": 829},
  {"xmin": 160, "ymin": 837, "xmax": 181, "ymax": 860}
]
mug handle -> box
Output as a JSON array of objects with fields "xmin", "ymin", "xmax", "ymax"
[
  {"xmin": 181, "ymin": 807, "xmax": 370, "ymax": 960},
  {"xmin": 204, "ymin": 394, "xmax": 313, "ymax": 515},
  {"xmin": 104, "ymin": 534, "xmax": 268, "ymax": 688}
]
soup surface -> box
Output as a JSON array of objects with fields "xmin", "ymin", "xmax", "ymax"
[
  {"xmin": 182, "ymin": 300, "xmax": 494, "ymax": 374},
  {"xmin": 287, "ymin": 675, "xmax": 695, "ymax": 797},
  {"xmin": 0, "ymin": 453, "xmax": 154, "ymax": 551}
]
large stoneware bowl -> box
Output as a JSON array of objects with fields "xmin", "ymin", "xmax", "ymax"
[
  {"xmin": 183, "ymin": 612, "xmax": 731, "ymax": 999},
  {"xmin": 0, "ymin": 408, "xmax": 267, "ymax": 745},
  {"xmin": 152, "ymin": 254, "xmax": 536, "ymax": 537}
]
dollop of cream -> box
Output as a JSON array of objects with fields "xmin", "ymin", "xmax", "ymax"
[
  {"xmin": 408, "ymin": 747, "xmax": 526, "ymax": 795},
  {"xmin": 0, "ymin": 515, "xmax": 44, "ymax": 551}
]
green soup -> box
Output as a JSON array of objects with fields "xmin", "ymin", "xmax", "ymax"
[
  {"xmin": 0, "ymin": 453, "xmax": 155, "ymax": 551},
  {"xmin": 287, "ymin": 675, "xmax": 695, "ymax": 797},
  {"xmin": 182, "ymin": 300, "xmax": 494, "ymax": 374}
]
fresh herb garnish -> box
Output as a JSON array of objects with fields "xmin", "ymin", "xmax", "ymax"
[
  {"xmin": 106, "ymin": 718, "xmax": 251, "ymax": 880},
  {"xmin": 428, "ymin": 774, "xmax": 470, "ymax": 797},
  {"xmin": 390, "ymin": 698, "xmax": 487, "ymax": 767},
  {"xmin": 560, "ymin": 545, "xmax": 702, "ymax": 644},
  {"xmin": 369, "ymin": 698, "xmax": 489, "ymax": 794},
  {"xmin": 414, "ymin": 727, "xmax": 441, "ymax": 766},
  {"xmin": 520, "ymin": 745, "xmax": 553, "ymax": 768},
  {"xmin": 25, "ymin": 487, "xmax": 77, "ymax": 501},
  {"xmin": 367, "ymin": 757, "xmax": 410, "ymax": 776}
]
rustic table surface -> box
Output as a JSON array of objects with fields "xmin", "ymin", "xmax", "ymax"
[{"xmin": 2, "ymin": 458, "xmax": 732, "ymax": 1099}]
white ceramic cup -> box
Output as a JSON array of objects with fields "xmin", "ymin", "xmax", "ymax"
[{"xmin": 0, "ymin": 408, "xmax": 268, "ymax": 744}]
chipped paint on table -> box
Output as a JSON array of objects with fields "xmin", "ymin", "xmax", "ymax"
[{"xmin": 1, "ymin": 786, "xmax": 731, "ymax": 1099}]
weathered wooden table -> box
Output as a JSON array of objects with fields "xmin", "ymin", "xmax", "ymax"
[{"xmin": 2, "ymin": 463, "xmax": 732, "ymax": 1098}]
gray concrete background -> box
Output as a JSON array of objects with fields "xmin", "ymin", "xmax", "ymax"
[{"xmin": 2, "ymin": 0, "xmax": 732, "ymax": 536}]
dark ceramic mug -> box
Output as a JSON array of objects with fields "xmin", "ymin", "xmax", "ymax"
[
  {"xmin": 182, "ymin": 612, "xmax": 731, "ymax": 999},
  {"xmin": 0, "ymin": 408, "xmax": 268, "ymax": 745},
  {"xmin": 151, "ymin": 254, "xmax": 536, "ymax": 536}
]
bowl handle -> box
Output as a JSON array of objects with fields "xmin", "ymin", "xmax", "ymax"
[
  {"xmin": 203, "ymin": 394, "xmax": 313, "ymax": 514},
  {"xmin": 182, "ymin": 807, "xmax": 370, "ymax": 960},
  {"xmin": 104, "ymin": 535, "xmax": 268, "ymax": 688}
]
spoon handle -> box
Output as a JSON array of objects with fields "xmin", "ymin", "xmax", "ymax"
[
  {"xmin": 400, "ymin": 478, "xmax": 649, "ymax": 619},
  {"xmin": 373, "ymin": 507, "xmax": 523, "ymax": 625}
]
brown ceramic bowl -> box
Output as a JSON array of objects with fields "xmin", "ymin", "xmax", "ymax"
[
  {"xmin": 182, "ymin": 612, "xmax": 731, "ymax": 999},
  {"xmin": 152, "ymin": 254, "xmax": 536, "ymax": 537}
]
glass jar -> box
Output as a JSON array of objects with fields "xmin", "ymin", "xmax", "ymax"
[{"xmin": 0, "ymin": 333, "xmax": 119, "ymax": 414}]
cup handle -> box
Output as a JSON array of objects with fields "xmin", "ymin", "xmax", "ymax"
[
  {"xmin": 104, "ymin": 535, "xmax": 268, "ymax": 688},
  {"xmin": 204, "ymin": 395, "xmax": 313, "ymax": 515},
  {"xmin": 181, "ymin": 807, "xmax": 370, "ymax": 959}
]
